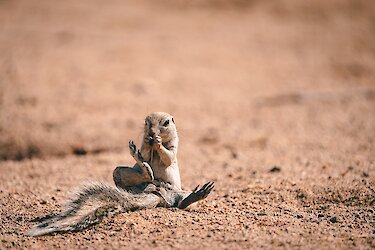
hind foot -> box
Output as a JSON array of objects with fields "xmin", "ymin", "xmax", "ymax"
[{"xmin": 178, "ymin": 182, "xmax": 215, "ymax": 209}]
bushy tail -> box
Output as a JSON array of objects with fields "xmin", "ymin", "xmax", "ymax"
[{"xmin": 27, "ymin": 182, "xmax": 160, "ymax": 236}]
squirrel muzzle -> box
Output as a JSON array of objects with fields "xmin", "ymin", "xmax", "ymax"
[{"xmin": 148, "ymin": 136, "xmax": 154, "ymax": 145}]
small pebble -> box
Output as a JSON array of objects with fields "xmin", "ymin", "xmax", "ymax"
[
  {"xmin": 269, "ymin": 166, "xmax": 281, "ymax": 173},
  {"xmin": 329, "ymin": 217, "xmax": 338, "ymax": 223}
]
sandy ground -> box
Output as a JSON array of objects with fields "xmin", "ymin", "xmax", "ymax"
[{"xmin": 0, "ymin": 0, "xmax": 374, "ymax": 249}]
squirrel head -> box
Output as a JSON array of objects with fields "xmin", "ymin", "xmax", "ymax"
[{"xmin": 144, "ymin": 112, "xmax": 177, "ymax": 144}]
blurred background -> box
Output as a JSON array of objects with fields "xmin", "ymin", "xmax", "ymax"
[
  {"xmin": 0, "ymin": 0, "xmax": 374, "ymax": 162},
  {"xmin": 2, "ymin": 2, "xmax": 375, "ymax": 247}
]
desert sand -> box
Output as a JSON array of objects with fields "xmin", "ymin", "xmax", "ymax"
[{"xmin": 0, "ymin": 0, "xmax": 374, "ymax": 249}]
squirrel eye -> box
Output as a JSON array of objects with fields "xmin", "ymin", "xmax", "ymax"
[
  {"xmin": 163, "ymin": 120, "xmax": 169, "ymax": 127},
  {"xmin": 145, "ymin": 120, "xmax": 152, "ymax": 129}
]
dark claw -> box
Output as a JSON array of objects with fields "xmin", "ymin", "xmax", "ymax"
[
  {"xmin": 193, "ymin": 182, "xmax": 215, "ymax": 199},
  {"xmin": 192, "ymin": 185, "xmax": 200, "ymax": 193},
  {"xmin": 204, "ymin": 182, "xmax": 215, "ymax": 197},
  {"xmin": 202, "ymin": 182, "xmax": 214, "ymax": 197},
  {"xmin": 206, "ymin": 182, "xmax": 214, "ymax": 191},
  {"xmin": 207, "ymin": 183, "xmax": 215, "ymax": 192},
  {"xmin": 201, "ymin": 182, "xmax": 211, "ymax": 190}
]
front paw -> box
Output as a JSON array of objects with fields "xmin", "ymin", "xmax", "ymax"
[{"xmin": 153, "ymin": 136, "xmax": 162, "ymax": 150}]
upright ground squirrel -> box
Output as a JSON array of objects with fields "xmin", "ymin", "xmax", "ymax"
[{"xmin": 113, "ymin": 112, "xmax": 181, "ymax": 190}]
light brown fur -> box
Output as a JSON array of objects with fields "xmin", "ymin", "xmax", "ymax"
[{"xmin": 113, "ymin": 112, "xmax": 181, "ymax": 190}]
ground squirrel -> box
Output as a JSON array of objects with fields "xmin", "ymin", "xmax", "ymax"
[
  {"xmin": 27, "ymin": 180, "xmax": 214, "ymax": 236},
  {"xmin": 27, "ymin": 112, "xmax": 214, "ymax": 236},
  {"xmin": 113, "ymin": 112, "xmax": 181, "ymax": 190}
]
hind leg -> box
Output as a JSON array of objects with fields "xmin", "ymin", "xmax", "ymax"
[
  {"xmin": 128, "ymin": 141, "xmax": 154, "ymax": 181},
  {"xmin": 114, "ymin": 141, "xmax": 155, "ymax": 189},
  {"xmin": 113, "ymin": 164, "xmax": 154, "ymax": 189}
]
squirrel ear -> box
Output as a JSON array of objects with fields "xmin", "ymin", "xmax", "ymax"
[{"xmin": 172, "ymin": 117, "xmax": 175, "ymax": 123}]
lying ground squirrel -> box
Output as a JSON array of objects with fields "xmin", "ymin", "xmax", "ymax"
[
  {"xmin": 113, "ymin": 112, "xmax": 181, "ymax": 190},
  {"xmin": 27, "ymin": 112, "xmax": 214, "ymax": 236}
]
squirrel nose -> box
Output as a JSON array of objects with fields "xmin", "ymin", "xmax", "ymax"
[{"xmin": 149, "ymin": 132, "xmax": 155, "ymax": 138}]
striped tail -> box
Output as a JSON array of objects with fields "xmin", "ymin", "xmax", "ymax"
[{"xmin": 27, "ymin": 182, "xmax": 160, "ymax": 236}]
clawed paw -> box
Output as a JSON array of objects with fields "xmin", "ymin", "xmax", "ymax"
[
  {"xmin": 178, "ymin": 181, "xmax": 215, "ymax": 209},
  {"xmin": 153, "ymin": 136, "xmax": 162, "ymax": 150},
  {"xmin": 192, "ymin": 182, "xmax": 215, "ymax": 200}
]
